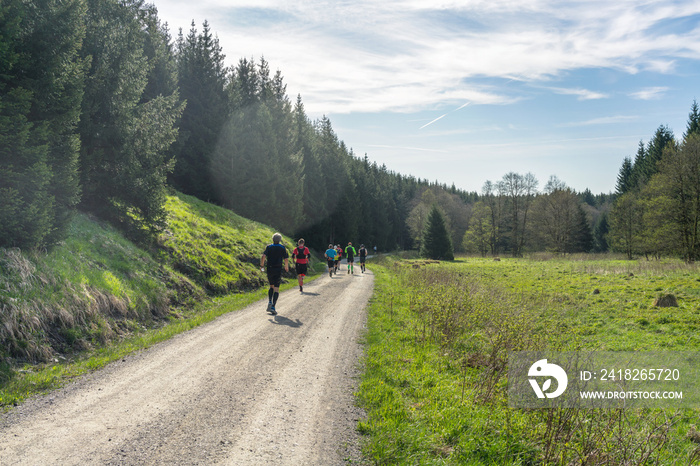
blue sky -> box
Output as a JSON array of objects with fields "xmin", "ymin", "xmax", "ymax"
[{"xmin": 153, "ymin": 0, "xmax": 700, "ymax": 194}]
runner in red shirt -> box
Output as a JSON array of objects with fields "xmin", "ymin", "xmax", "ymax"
[
  {"xmin": 334, "ymin": 245, "xmax": 342, "ymax": 273},
  {"xmin": 292, "ymin": 238, "xmax": 311, "ymax": 293}
]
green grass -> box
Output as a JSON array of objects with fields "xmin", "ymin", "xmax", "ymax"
[
  {"xmin": 158, "ymin": 193, "xmax": 284, "ymax": 293},
  {"xmin": 458, "ymin": 255, "xmax": 700, "ymax": 351},
  {"xmin": 358, "ymin": 255, "xmax": 700, "ymax": 464}
]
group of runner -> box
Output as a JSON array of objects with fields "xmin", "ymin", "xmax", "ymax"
[
  {"xmin": 259, "ymin": 234, "xmax": 368, "ymax": 315},
  {"xmin": 323, "ymin": 243, "xmax": 367, "ymax": 277}
]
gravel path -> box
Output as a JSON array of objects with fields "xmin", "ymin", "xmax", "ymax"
[{"xmin": 0, "ymin": 268, "xmax": 373, "ymax": 465}]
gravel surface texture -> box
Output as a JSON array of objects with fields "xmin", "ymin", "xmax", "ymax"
[{"xmin": 0, "ymin": 268, "xmax": 373, "ymax": 465}]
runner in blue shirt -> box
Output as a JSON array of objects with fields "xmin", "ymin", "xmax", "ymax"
[{"xmin": 324, "ymin": 244, "xmax": 337, "ymax": 278}]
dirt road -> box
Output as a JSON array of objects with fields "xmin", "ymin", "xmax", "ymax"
[{"xmin": 0, "ymin": 268, "xmax": 373, "ymax": 465}]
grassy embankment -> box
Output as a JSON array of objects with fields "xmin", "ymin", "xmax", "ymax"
[
  {"xmin": 358, "ymin": 254, "xmax": 700, "ymax": 464},
  {"xmin": 0, "ymin": 192, "xmax": 320, "ymax": 408}
]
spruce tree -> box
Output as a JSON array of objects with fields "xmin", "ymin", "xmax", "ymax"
[
  {"xmin": 212, "ymin": 58, "xmax": 303, "ymax": 233},
  {"xmin": 644, "ymin": 126, "xmax": 675, "ymax": 181},
  {"xmin": 79, "ymin": 0, "xmax": 183, "ymax": 238},
  {"xmin": 593, "ymin": 212, "xmax": 609, "ymax": 253},
  {"xmin": 0, "ymin": 0, "xmax": 87, "ymax": 248},
  {"xmin": 141, "ymin": 8, "xmax": 178, "ymax": 101},
  {"xmin": 292, "ymin": 95, "xmax": 323, "ymax": 229},
  {"xmin": 567, "ymin": 204, "xmax": 594, "ymax": 253},
  {"xmin": 581, "ymin": 188, "xmax": 596, "ymax": 207},
  {"xmin": 0, "ymin": 0, "xmax": 47, "ymax": 248},
  {"xmin": 420, "ymin": 205, "xmax": 454, "ymax": 260},
  {"xmin": 0, "ymin": 88, "xmax": 53, "ymax": 248},
  {"xmin": 629, "ymin": 140, "xmax": 646, "ymax": 190},
  {"xmin": 685, "ymin": 99, "xmax": 700, "ymax": 140},
  {"xmin": 615, "ymin": 157, "xmax": 633, "ymax": 196},
  {"xmin": 171, "ymin": 20, "xmax": 228, "ymax": 201}
]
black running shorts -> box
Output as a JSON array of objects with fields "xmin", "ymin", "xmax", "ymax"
[
  {"xmin": 267, "ymin": 267, "xmax": 282, "ymax": 287},
  {"xmin": 295, "ymin": 263, "xmax": 308, "ymax": 276}
]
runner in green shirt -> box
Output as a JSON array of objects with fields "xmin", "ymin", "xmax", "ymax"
[{"xmin": 345, "ymin": 242, "xmax": 357, "ymax": 274}]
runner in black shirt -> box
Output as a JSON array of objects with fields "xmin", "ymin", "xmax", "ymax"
[
  {"xmin": 260, "ymin": 233, "xmax": 289, "ymax": 315},
  {"xmin": 358, "ymin": 244, "xmax": 368, "ymax": 273}
]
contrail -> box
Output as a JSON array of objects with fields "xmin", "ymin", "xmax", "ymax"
[
  {"xmin": 419, "ymin": 114, "xmax": 447, "ymax": 129},
  {"xmin": 418, "ymin": 101, "xmax": 470, "ymax": 129}
]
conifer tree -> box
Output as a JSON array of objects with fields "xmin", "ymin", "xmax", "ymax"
[
  {"xmin": 581, "ymin": 188, "xmax": 596, "ymax": 207},
  {"xmin": 615, "ymin": 157, "xmax": 633, "ymax": 196},
  {"xmin": 79, "ymin": 0, "xmax": 183, "ymax": 237},
  {"xmin": 629, "ymin": 140, "xmax": 646, "ymax": 190},
  {"xmin": 212, "ymin": 58, "xmax": 302, "ymax": 233},
  {"xmin": 568, "ymin": 204, "xmax": 594, "ymax": 253},
  {"xmin": 292, "ymin": 95, "xmax": 325, "ymax": 230},
  {"xmin": 685, "ymin": 99, "xmax": 700, "ymax": 140},
  {"xmin": 142, "ymin": 8, "xmax": 178, "ymax": 101},
  {"xmin": 171, "ymin": 20, "xmax": 228, "ymax": 201},
  {"xmin": 593, "ymin": 212, "xmax": 609, "ymax": 253},
  {"xmin": 0, "ymin": 0, "xmax": 87, "ymax": 248},
  {"xmin": 0, "ymin": 0, "xmax": 50, "ymax": 248},
  {"xmin": 0, "ymin": 88, "xmax": 53, "ymax": 248},
  {"xmin": 644, "ymin": 125, "xmax": 675, "ymax": 180},
  {"xmin": 420, "ymin": 205, "xmax": 454, "ymax": 260}
]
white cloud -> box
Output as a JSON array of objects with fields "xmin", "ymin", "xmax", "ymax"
[
  {"xmin": 629, "ymin": 87, "xmax": 670, "ymax": 100},
  {"xmin": 368, "ymin": 144, "xmax": 449, "ymax": 153},
  {"xmin": 153, "ymin": 0, "xmax": 700, "ymax": 115},
  {"xmin": 559, "ymin": 115, "xmax": 640, "ymax": 127},
  {"xmin": 548, "ymin": 87, "xmax": 609, "ymax": 100}
]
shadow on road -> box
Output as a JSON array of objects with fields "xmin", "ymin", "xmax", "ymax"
[
  {"xmin": 269, "ymin": 315, "xmax": 303, "ymax": 328},
  {"xmin": 301, "ymin": 292, "xmax": 320, "ymax": 296}
]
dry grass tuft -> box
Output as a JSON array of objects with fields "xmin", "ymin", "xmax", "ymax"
[
  {"xmin": 653, "ymin": 294, "xmax": 679, "ymax": 308},
  {"xmin": 4, "ymin": 248, "xmax": 37, "ymax": 289},
  {"xmin": 687, "ymin": 425, "xmax": 700, "ymax": 443}
]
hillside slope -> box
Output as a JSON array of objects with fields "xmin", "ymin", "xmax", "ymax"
[{"xmin": 0, "ymin": 192, "xmax": 299, "ymax": 366}]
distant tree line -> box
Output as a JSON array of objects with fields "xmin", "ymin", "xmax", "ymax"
[
  {"xmin": 2, "ymin": 1, "xmax": 697, "ymax": 262},
  {"xmin": 460, "ymin": 173, "xmax": 604, "ymax": 257}
]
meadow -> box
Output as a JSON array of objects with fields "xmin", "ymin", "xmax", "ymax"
[{"xmin": 358, "ymin": 255, "xmax": 700, "ymax": 464}]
